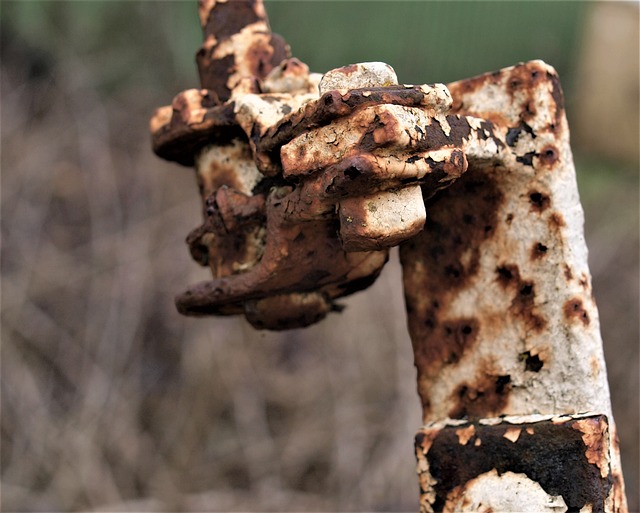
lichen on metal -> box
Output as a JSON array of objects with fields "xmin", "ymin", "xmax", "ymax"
[{"xmin": 150, "ymin": 0, "xmax": 627, "ymax": 510}]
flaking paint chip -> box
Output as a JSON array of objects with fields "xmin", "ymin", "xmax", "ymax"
[
  {"xmin": 455, "ymin": 424, "xmax": 476, "ymax": 445},
  {"xmin": 503, "ymin": 427, "xmax": 522, "ymax": 443}
]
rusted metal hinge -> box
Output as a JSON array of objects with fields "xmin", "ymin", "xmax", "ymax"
[{"xmin": 150, "ymin": 1, "xmax": 627, "ymax": 510}]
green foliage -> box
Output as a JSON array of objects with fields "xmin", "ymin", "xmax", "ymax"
[
  {"xmin": 266, "ymin": 1, "xmax": 585, "ymax": 89},
  {"xmin": 4, "ymin": 1, "xmax": 585, "ymax": 96}
]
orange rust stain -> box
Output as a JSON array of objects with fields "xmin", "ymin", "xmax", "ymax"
[
  {"xmin": 339, "ymin": 63, "xmax": 359, "ymax": 75},
  {"xmin": 549, "ymin": 211, "xmax": 566, "ymax": 229},
  {"xmin": 612, "ymin": 472, "xmax": 626, "ymax": 511},
  {"xmin": 579, "ymin": 273, "xmax": 590, "ymax": 289},
  {"xmin": 573, "ymin": 417, "xmax": 609, "ymax": 479},
  {"xmin": 538, "ymin": 144, "xmax": 559, "ymax": 167},
  {"xmin": 503, "ymin": 427, "xmax": 522, "ymax": 443},
  {"xmin": 564, "ymin": 264, "xmax": 573, "ymax": 281},
  {"xmin": 564, "ymin": 297, "xmax": 590, "ymax": 326},
  {"xmin": 495, "ymin": 264, "xmax": 548, "ymax": 333},
  {"xmin": 506, "ymin": 62, "xmax": 547, "ymax": 100},
  {"xmin": 455, "ymin": 425, "xmax": 476, "ymax": 445},
  {"xmin": 415, "ymin": 428, "xmax": 438, "ymax": 455}
]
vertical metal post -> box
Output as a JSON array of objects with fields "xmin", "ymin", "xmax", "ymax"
[{"xmin": 402, "ymin": 62, "xmax": 628, "ymax": 513}]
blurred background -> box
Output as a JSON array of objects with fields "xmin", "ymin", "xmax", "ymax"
[{"xmin": 1, "ymin": 1, "xmax": 638, "ymax": 511}]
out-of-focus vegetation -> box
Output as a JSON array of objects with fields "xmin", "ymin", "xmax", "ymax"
[{"xmin": 1, "ymin": 2, "xmax": 637, "ymax": 511}]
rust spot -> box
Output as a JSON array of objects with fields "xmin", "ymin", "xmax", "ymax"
[
  {"xmin": 579, "ymin": 273, "xmax": 589, "ymax": 289},
  {"xmin": 549, "ymin": 211, "xmax": 566, "ymax": 229},
  {"xmin": 496, "ymin": 263, "xmax": 519, "ymax": 288},
  {"xmin": 514, "ymin": 283, "xmax": 547, "ymax": 332},
  {"xmin": 505, "ymin": 122, "xmax": 535, "ymax": 147},
  {"xmin": 528, "ymin": 190, "xmax": 550, "ymax": 212},
  {"xmin": 531, "ymin": 241, "xmax": 548, "ymax": 260},
  {"xmin": 205, "ymin": 159, "xmax": 244, "ymax": 194},
  {"xmin": 449, "ymin": 373, "xmax": 511, "ymax": 419},
  {"xmin": 414, "ymin": 317, "xmax": 480, "ymax": 373},
  {"xmin": 520, "ymin": 351, "xmax": 544, "ymax": 372},
  {"xmin": 548, "ymin": 70, "xmax": 566, "ymax": 128},
  {"xmin": 448, "ymin": 69, "xmax": 502, "ymax": 108},
  {"xmin": 521, "ymin": 99, "xmax": 537, "ymax": 121},
  {"xmin": 246, "ymin": 39, "xmax": 276, "ymax": 81},
  {"xmin": 539, "ymin": 144, "xmax": 559, "ymax": 167},
  {"xmin": 564, "ymin": 298, "xmax": 590, "ymax": 326},
  {"xmin": 506, "ymin": 62, "xmax": 547, "ymax": 100},
  {"xmin": 338, "ymin": 63, "xmax": 359, "ymax": 75},
  {"xmin": 612, "ymin": 472, "xmax": 625, "ymax": 511},
  {"xmin": 358, "ymin": 113, "xmax": 400, "ymax": 152},
  {"xmin": 495, "ymin": 264, "xmax": 547, "ymax": 333},
  {"xmin": 564, "ymin": 264, "xmax": 573, "ymax": 281}
]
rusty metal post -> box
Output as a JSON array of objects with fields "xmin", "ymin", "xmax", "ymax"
[
  {"xmin": 151, "ymin": 1, "xmax": 627, "ymax": 510},
  {"xmin": 403, "ymin": 62, "xmax": 628, "ymax": 512}
]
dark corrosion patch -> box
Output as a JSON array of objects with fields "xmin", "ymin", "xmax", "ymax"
[
  {"xmin": 400, "ymin": 166, "xmax": 506, "ymax": 416},
  {"xmin": 520, "ymin": 351, "xmax": 544, "ymax": 372},
  {"xmin": 419, "ymin": 116, "xmax": 473, "ymax": 151},
  {"xmin": 494, "ymin": 263, "xmax": 547, "ymax": 333},
  {"xmin": 413, "ymin": 316, "xmax": 480, "ymax": 373},
  {"xmin": 506, "ymin": 122, "xmax": 535, "ymax": 147},
  {"xmin": 448, "ymin": 372, "xmax": 512, "ymax": 419},
  {"xmin": 420, "ymin": 416, "xmax": 612, "ymax": 512},
  {"xmin": 208, "ymin": 1, "xmax": 262, "ymax": 41},
  {"xmin": 528, "ymin": 190, "xmax": 551, "ymax": 213},
  {"xmin": 197, "ymin": 51, "xmax": 235, "ymax": 101},
  {"xmin": 531, "ymin": 242, "xmax": 548, "ymax": 260}
]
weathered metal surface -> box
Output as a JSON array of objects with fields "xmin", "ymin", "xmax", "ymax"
[
  {"xmin": 196, "ymin": 0, "xmax": 290, "ymax": 103},
  {"xmin": 415, "ymin": 414, "xmax": 618, "ymax": 513},
  {"xmin": 150, "ymin": 0, "xmax": 627, "ymax": 509},
  {"xmin": 150, "ymin": 8, "xmax": 483, "ymax": 328},
  {"xmin": 401, "ymin": 60, "xmax": 627, "ymax": 511},
  {"xmin": 150, "ymin": 1, "xmax": 392, "ymax": 329}
]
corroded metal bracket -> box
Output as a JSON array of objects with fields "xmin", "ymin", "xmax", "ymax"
[{"xmin": 150, "ymin": 1, "xmax": 627, "ymax": 510}]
